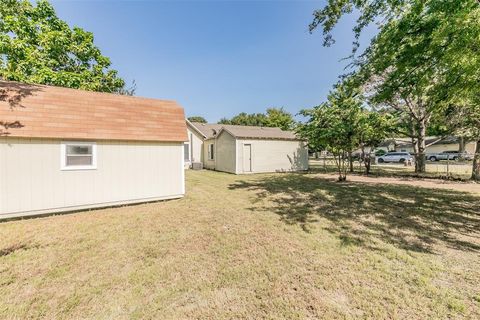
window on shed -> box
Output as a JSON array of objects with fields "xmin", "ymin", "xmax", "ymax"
[
  {"xmin": 184, "ymin": 143, "xmax": 190, "ymax": 161},
  {"xmin": 208, "ymin": 143, "xmax": 214, "ymax": 160},
  {"xmin": 61, "ymin": 142, "xmax": 97, "ymax": 170}
]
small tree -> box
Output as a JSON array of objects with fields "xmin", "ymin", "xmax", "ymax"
[
  {"xmin": 357, "ymin": 111, "xmax": 394, "ymax": 174},
  {"xmin": 298, "ymin": 80, "xmax": 364, "ymax": 181}
]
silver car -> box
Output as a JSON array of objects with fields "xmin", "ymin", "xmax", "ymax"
[
  {"xmin": 377, "ymin": 152, "xmax": 414, "ymax": 163},
  {"xmin": 427, "ymin": 151, "xmax": 474, "ymax": 161}
]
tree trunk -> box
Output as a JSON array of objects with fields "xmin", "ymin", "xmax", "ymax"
[
  {"xmin": 416, "ymin": 119, "xmax": 426, "ymax": 173},
  {"xmin": 362, "ymin": 146, "xmax": 372, "ymax": 175},
  {"xmin": 472, "ymin": 140, "xmax": 480, "ymax": 181},
  {"xmin": 459, "ymin": 137, "xmax": 465, "ymax": 153},
  {"xmin": 365, "ymin": 154, "xmax": 371, "ymax": 175},
  {"xmin": 458, "ymin": 137, "xmax": 466, "ymax": 160},
  {"xmin": 338, "ymin": 151, "xmax": 347, "ymax": 181},
  {"xmin": 348, "ymin": 151, "xmax": 354, "ymax": 173},
  {"xmin": 409, "ymin": 122, "xmax": 419, "ymax": 172}
]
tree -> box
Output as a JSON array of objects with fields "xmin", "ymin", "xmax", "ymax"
[
  {"xmin": 265, "ymin": 107, "xmax": 295, "ymax": 130},
  {"xmin": 310, "ymin": 0, "xmax": 480, "ymax": 173},
  {"xmin": 218, "ymin": 117, "xmax": 231, "ymax": 125},
  {"xmin": 437, "ymin": 99, "xmax": 480, "ymax": 180},
  {"xmin": 188, "ymin": 116, "xmax": 207, "ymax": 123},
  {"xmin": 0, "ymin": 0, "xmax": 126, "ymax": 93},
  {"xmin": 298, "ymin": 79, "xmax": 365, "ymax": 181},
  {"xmin": 218, "ymin": 108, "xmax": 296, "ymax": 130},
  {"xmin": 299, "ymin": 76, "xmax": 394, "ymax": 180},
  {"xmin": 357, "ymin": 111, "xmax": 394, "ymax": 174},
  {"xmin": 218, "ymin": 112, "xmax": 268, "ymax": 127}
]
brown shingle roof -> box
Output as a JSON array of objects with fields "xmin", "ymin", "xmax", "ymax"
[
  {"xmin": 191, "ymin": 122, "xmax": 301, "ymax": 140},
  {"xmin": 0, "ymin": 80, "xmax": 187, "ymax": 142}
]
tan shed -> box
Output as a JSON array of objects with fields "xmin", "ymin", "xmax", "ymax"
[
  {"xmin": 0, "ymin": 81, "xmax": 188, "ymax": 219},
  {"xmin": 188, "ymin": 122, "xmax": 308, "ymax": 174}
]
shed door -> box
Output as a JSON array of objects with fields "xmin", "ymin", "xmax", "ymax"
[{"xmin": 243, "ymin": 144, "xmax": 252, "ymax": 172}]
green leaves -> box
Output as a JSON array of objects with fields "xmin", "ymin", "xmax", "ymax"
[
  {"xmin": 187, "ymin": 116, "xmax": 207, "ymax": 124},
  {"xmin": 0, "ymin": 0, "xmax": 126, "ymax": 93},
  {"xmin": 310, "ymin": 0, "xmax": 480, "ymax": 175},
  {"xmin": 218, "ymin": 107, "xmax": 296, "ymax": 131},
  {"xmin": 298, "ymin": 76, "xmax": 394, "ymax": 179}
]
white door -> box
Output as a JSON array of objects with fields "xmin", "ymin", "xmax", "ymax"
[{"xmin": 243, "ymin": 144, "xmax": 252, "ymax": 172}]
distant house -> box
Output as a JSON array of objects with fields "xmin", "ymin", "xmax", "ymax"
[
  {"xmin": 185, "ymin": 121, "xmax": 309, "ymax": 174},
  {"xmin": 0, "ymin": 80, "xmax": 187, "ymax": 219},
  {"xmin": 377, "ymin": 136, "xmax": 476, "ymax": 154}
]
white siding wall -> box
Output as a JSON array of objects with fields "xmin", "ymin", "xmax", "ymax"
[
  {"xmin": 203, "ymin": 139, "xmax": 216, "ymax": 170},
  {"xmin": 236, "ymin": 139, "xmax": 309, "ymax": 174},
  {"xmin": 0, "ymin": 138, "xmax": 184, "ymax": 218},
  {"xmin": 185, "ymin": 126, "xmax": 204, "ymax": 168},
  {"xmin": 215, "ymin": 131, "xmax": 236, "ymax": 174}
]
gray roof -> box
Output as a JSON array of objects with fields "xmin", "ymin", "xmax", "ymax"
[
  {"xmin": 191, "ymin": 122, "xmax": 300, "ymax": 140},
  {"xmin": 190, "ymin": 123, "xmax": 224, "ymax": 139}
]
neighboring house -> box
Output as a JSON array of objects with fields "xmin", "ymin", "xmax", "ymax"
[
  {"xmin": 377, "ymin": 136, "xmax": 476, "ymax": 154},
  {"xmin": 0, "ymin": 80, "xmax": 187, "ymax": 219},
  {"xmin": 423, "ymin": 137, "xmax": 476, "ymax": 154},
  {"xmin": 376, "ymin": 138, "xmax": 412, "ymax": 153},
  {"xmin": 186, "ymin": 122, "xmax": 309, "ymax": 174},
  {"xmin": 184, "ymin": 119, "xmax": 206, "ymax": 168}
]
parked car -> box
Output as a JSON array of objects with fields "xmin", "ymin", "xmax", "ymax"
[
  {"xmin": 426, "ymin": 151, "xmax": 474, "ymax": 161},
  {"xmin": 377, "ymin": 152, "xmax": 414, "ymax": 163}
]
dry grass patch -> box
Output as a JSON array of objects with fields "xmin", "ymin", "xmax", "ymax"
[{"xmin": 1, "ymin": 170, "xmax": 479, "ymax": 319}]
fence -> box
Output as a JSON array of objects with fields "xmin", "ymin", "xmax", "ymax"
[{"xmin": 309, "ymin": 153, "xmax": 480, "ymax": 180}]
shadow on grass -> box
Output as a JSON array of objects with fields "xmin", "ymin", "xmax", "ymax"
[
  {"xmin": 309, "ymin": 162, "xmax": 472, "ymax": 180},
  {"xmin": 229, "ymin": 174, "xmax": 480, "ymax": 253}
]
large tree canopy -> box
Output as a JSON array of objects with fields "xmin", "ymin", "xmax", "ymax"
[
  {"xmin": 310, "ymin": 0, "xmax": 480, "ymax": 176},
  {"xmin": 0, "ymin": 0, "xmax": 126, "ymax": 93}
]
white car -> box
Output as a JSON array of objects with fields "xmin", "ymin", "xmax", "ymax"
[
  {"xmin": 427, "ymin": 151, "xmax": 474, "ymax": 161},
  {"xmin": 377, "ymin": 152, "xmax": 414, "ymax": 164}
]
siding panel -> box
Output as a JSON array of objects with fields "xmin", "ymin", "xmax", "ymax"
[
  {"xmin": 215, "ymin": 131, "xmax": 236, "ymax": 174},
  {"xmin": 0, "ymin": 139, "xmax": 184, "ymax": 218},
  {"xmin": 236, "ymin": 139, "xmax": 308, "ymax": 174}
]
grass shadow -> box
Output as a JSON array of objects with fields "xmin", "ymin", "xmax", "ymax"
[{"xmin": 229, "ymin": 173, "xmax": 480, "ymax": 253}]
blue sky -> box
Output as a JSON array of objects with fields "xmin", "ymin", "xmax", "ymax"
[{"xmin": 52, "ymin": 0, "xmax": 375, "ymax": 122}]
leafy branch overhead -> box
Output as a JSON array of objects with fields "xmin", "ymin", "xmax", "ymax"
[{"xmin": 0, "ymin": 0, "xmax": 127, "ymax": 93}]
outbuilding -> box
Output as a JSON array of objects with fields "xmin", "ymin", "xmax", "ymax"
[
  {"xmin": 187, "ymin": 122, "xmax": 308, "ymax": 174},
  {"xmin": 0, "ymin": 81, "xmax": 187, "ymax": 219}
]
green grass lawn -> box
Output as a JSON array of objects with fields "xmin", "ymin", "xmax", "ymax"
[{"xmin": 1, "ymin": 170, "xmax": 479, "ymax": 319}]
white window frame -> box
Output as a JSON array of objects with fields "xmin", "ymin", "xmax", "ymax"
[
  {"xmin": 61, "ymin": 141, "xmax": 97, "ymax": 171},
  {"xmin": 208, "ymin": 143, "xmax": 214, "ymax": 160}
]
